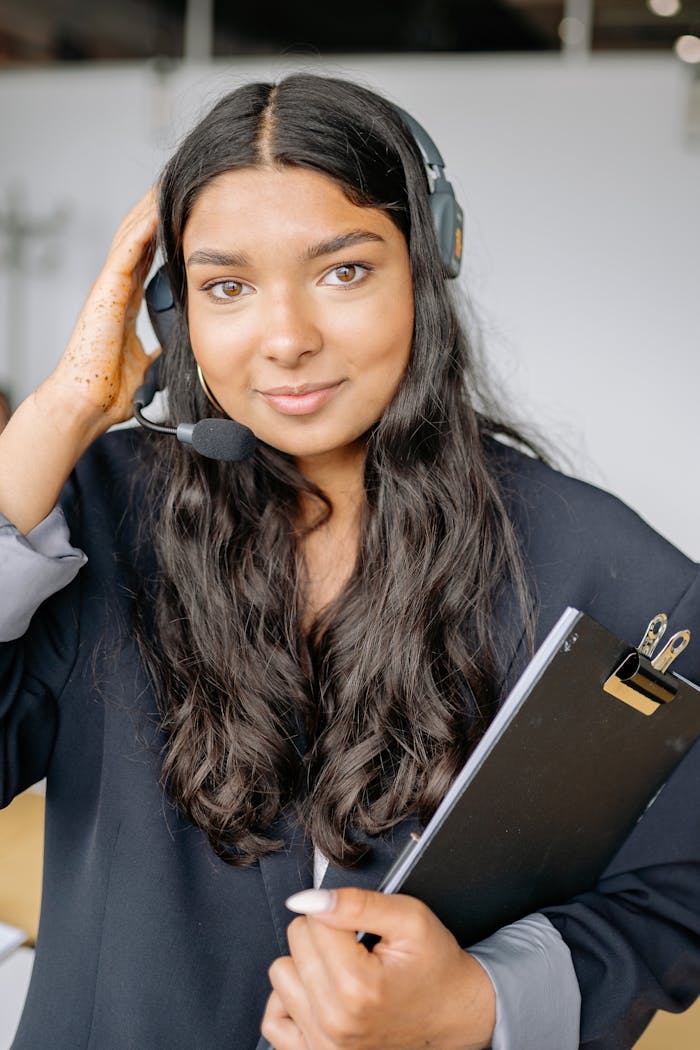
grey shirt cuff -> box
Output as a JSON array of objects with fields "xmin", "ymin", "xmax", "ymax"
[
  {"xmin": 0, "ymin": 506, "xmax": 87, "ymax": 642},
  {"xmin": 470, "ymin": 913, "xmax": 580, "ymax": 1050}
]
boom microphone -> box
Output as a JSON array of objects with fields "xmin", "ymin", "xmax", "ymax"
[{"xmin": 133, "ymin": 362, "xmax": 256, "ymax": 463}]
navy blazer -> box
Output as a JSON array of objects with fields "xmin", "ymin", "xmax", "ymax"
[{"xmin": 1, "ymin": 429, "xmax": 699, "ymax": 1049}]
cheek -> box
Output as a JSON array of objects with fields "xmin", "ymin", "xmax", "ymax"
[
  {"xmin": 340, "ymin": 340, "xmax": 411, "ymax": 438},
  {"xmin": 349, "ymin": 298, "xmax": 414, "ymax": 391},
  {"xmin": 187, "ymin": 310, "xmax": 252, "ymax": 380}
]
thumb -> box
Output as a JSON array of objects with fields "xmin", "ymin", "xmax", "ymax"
[{"xmin": 285, "ymin": 886, "xmax": 424, "ymax": 942}]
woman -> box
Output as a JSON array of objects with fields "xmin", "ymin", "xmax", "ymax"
[{"xmin": 0, "ymin": 73, "xmax": 698, "ymax": 1050}]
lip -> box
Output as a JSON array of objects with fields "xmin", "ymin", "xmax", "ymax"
[{"xmin": 258, "ymin": 380, "xmax": 345, "ymax": 416}]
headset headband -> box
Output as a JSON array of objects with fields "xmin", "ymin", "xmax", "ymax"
[{"xmin": 393, "ymin": 105, "xmax": 464, "ymax": 278}]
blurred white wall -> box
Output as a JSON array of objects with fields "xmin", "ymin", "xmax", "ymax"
[{"xmin": 0, "ymin": 53, "xmax": 698, "ymax": 559}]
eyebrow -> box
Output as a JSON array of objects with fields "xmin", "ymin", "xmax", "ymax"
[
  {"xmin": 304, "ymin": 229, "xmax": 385, "ymax": 260},
  {"xmin": 186, "ymin": 248, "xmax": 247, "ymax": 268},
  {"xmin": 186, "ymin": 229, "xmax": 385, "ymax": 269}
]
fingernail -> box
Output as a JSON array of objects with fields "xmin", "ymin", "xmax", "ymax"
[{"xmin": 285, "ymin": 889, "xmax": 336, "ymax": 914}]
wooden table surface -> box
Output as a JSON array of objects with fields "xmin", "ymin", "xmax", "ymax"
[
  {"xmin": 0, "ymin": 791, "xmax": 44, "ymax": 945},
  {"xmin": 634, "ymin": 999, "xmax": 700, "ymax": 1050}
]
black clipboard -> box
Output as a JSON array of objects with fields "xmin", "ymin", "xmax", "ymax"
[
  {"xmin": 374, "ymin": 607, "xmax": 700, "ymax": 947},
  {"xmin": 255, "ymin": 608, "xmax": 700, "ymax": 1050}
]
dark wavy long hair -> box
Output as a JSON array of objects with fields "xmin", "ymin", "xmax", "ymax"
[{"xmin": 138, "ymin": 73, "xmax": 534, "ymax": 867}]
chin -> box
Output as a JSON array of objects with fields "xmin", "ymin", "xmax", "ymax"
[{"xmin": 258, "ymin": 430, "xmax": 367, "ymax": 462}]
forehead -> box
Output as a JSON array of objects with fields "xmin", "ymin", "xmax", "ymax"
[{"xmin": 182, "ymin": 165, "xmax": 402, "ymax": 251}]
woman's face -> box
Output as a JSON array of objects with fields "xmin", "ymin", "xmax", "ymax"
[{"xmin": 182, "ymin": 165, "xmax": 414, "ymax": 465}]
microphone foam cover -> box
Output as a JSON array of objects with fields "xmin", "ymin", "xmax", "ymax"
[{"xmin": 191, "ymin": 419, "xmax": 256, "ymax": 462}]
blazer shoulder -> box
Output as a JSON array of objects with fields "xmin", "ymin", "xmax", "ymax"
[
  {"xmin": 485, "ymin": 438, "xmax": 700, "ymax": 670},
  {"xmin": 58, "ymin": 426, "xmax": 154, "ymax": 563},
  {"xmin": 488, "ymin": 437, "xmax": 693, "ymax": 571}
]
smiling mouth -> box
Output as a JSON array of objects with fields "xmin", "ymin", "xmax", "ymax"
[{"xmin": 258, "ymin": 380, "xmax": 345, "ymax": 416}]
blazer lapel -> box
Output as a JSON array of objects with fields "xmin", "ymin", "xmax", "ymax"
[{"xmin": 258, "ymin": 813, "xmax": 314, "ymax": 955}]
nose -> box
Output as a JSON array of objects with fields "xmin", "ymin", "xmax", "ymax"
[{"xmin": 259, "ymin": 288, "xmax": 323, "ymax": 367}]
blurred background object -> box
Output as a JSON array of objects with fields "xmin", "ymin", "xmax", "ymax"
[
  {"xmin": 0, "ymin": 0, "xmax": 699, "ymax": 62},
  {"xmin": 0, "ymin": 187, "xmax": 70, "ymax": 412}
]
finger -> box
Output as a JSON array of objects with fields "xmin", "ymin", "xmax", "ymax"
[
  {"xmin": 261, "ymin": 989, "xmax": 309, "ymax": 1050},
  {"xmin": 288, "ymin": 911, "xmax": 376, "ymax": 987},
  {"xmin": 268, "ymin": 955, "xmax": 317, "ymax": 1037},
  {"xmin": 286, "ymin": 913, "xmax": 370, "ymax": 1016},
  {"xmin": 284, "ymin": 926, "xmax": 382, "ymax": 1050},
  {"xmin": 286, "ymin": 913, "xmax": 389, "ymax": 1045},
  {"xmin": 285, "ymin": 887, "xmax": 434, "ymax": 948},
  {"xmin": 112, "ymin": 185, "xmax": 158, "ymax": 239},
  {"xmin": 110, "ymin": 192, "xmax": 158, "ymax": 258},
  {"xmin": 105, "ymin": 187, "xmax": 159, "ymax": 280}
]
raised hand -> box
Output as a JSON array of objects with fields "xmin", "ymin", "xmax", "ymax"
[
  {"xmin": 0, "ymin": 188, "xmax": 160, "ymax": 534},
  {"xmin": 48, "ymin": 186, "xmax": 159, "ymax": 428}
]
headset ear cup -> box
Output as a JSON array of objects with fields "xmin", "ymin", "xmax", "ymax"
[
  {"xmin": 430, "ymin": 188, "xmax": 464, "ymax": 278},
  {"xmin": 391, "ymin": 103, "xmax": 464, "ymax": 279},
  {"xmin": 146, "ymin": 265, "xmax": 178, "ymax": 351}
]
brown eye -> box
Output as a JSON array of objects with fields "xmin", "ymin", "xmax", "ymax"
[
  {"xmin": 335, "ymin": 264, "xmax": 357, "ymax": 283},
  {"xmin": 208, "ymin": 280, "xmax": 249, "ymax": 300},
  {"xmin": 322, "ymin": 263, "xmax": 369, "ymax": 287}
]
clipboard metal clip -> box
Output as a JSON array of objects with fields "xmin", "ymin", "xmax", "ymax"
[
  {"xmin": 638, "ymin": 613, "xmax": 668, "ymax": 657},
  {"xmin": 651, "ymin": 630, "xmax": 691, "ymax": 673},
  {"xmin": 603, "ymin": 612, "xmax": 690, "ymax": 716}
]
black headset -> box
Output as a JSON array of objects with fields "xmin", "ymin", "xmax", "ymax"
[
  {"xmin": 135, "ymin": 105, "xmax": 463, "ymax": 461},
  {"xmin": 393, "ymin": 106, "xmax": 464, "ymax": 279}
]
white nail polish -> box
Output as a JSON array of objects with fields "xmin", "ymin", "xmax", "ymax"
[{"xmin": 285, "ymin": 889, "xmax": 336, "ymax": 914}]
